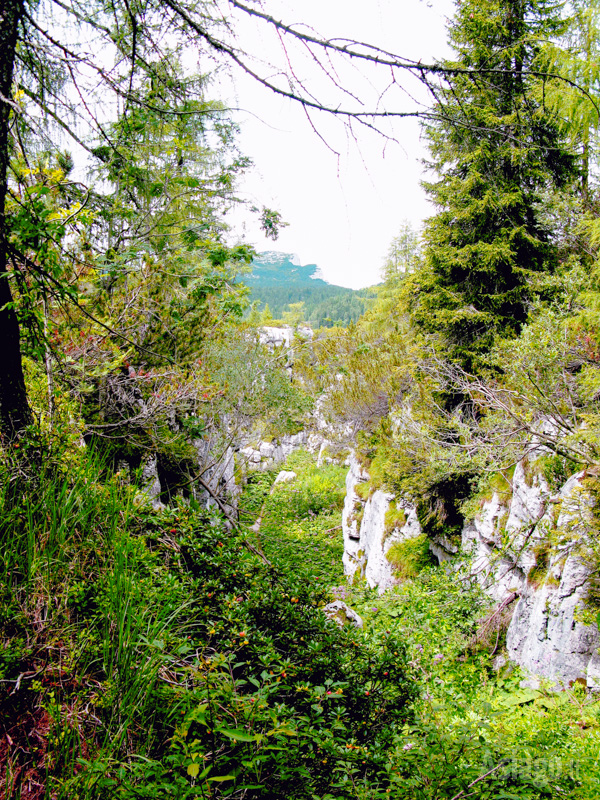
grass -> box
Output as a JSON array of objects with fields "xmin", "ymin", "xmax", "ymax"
[
  {"xmin": 3, "ymin": 443, "xmax": 600, "ymax": 799},
  {"xmin": 245, "ymin": 455, "xmax": 348, "ymax": 588},
  {"xmin": 0, "ymin": 448, "xmax": 415, "ymax": 800},
  {"xmin": 385, "ymin": 533, "xmax": 433, "ymax": 580},
  {"xmin": 344, "ymin": 563, "xmax": 600, "ymax": 800},
  {"xmin": 242, "ymin": 452, "xmax": 600, "ymax": 798}
]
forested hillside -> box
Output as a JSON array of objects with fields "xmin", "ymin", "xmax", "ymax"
[
  {"xmin": 242, "ymin": 252, "xmax": 373, "ymax": 328},
  {"xmin": 3, "ymin": 0, "xmax": 600, "ymax": 798}
]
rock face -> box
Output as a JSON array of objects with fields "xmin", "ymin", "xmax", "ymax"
[
  {"xmin": 258, "ymin": 326, "xmax": 313, "ymax": 380},
  {"xmin": 341, "ymin": 452, "xmax": 600, "ymax": 689},
  {"xmin": 342, "ymin": 454, "xmax": 422, "ymax": 593},
  {"xmin": 259, "ymin": 326, "xmax": 294, "ymax": 350},
  {"xmin": 140, "ymin": 454, "xmax": 163, "ymax": 509},
  {"xmin": 239, "ymin": 432, "xmax": 310, "ymax": 471},
  {"xmin": 194, "ymin": 443, "xmax": 238, "ymax": 515},
  {"xmin": 505, "ymin": 472, "xmax": 599, "ymax": 689},
  {"xmin": 238, "ymin": 431, "xmax": 333, "ymax": 472}
]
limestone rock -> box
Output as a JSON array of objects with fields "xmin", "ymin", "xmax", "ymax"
[
  {"xmin": 342, "ymin": 453, "xmax": 370, "ymax": 576},
  {"xmin": 272, "ymin": 470, "xmax": 297, "ymax": 488},
  {"xmin": 342, "ymin": 453, "xmax": 423, "ymax": 593},
  {"xmin": 259, "ymin": 326, "xmax": 294, "ymax": 350},
  {"xmin": 505, "ymin": 471, "xmax": 600, "ymax": 689},
  {"xmin": 238, "ymin": 431, "xmax": 316, "ymax": 471},
  {"xmin": 339, "ymin": 450, "xmax": 600, "ymax": 689},
  {"xmin": 259, "ymin": 442, "xmax": 276, "ymax": 458},
  {"xmin": 139, "ymin": 454, "xmax": 164, "ymax": 510},
  {"xmin": 323, "ymin": 600, "xmax": 363, "ymax": 629}
]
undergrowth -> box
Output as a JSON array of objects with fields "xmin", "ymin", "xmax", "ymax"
[
  {"xmin": 346, "ymin": 568, "xmax": 600, "ymax": 799},
  {"xmin": 0, "ymin": 449, "xmax": 414, "ymax": 799},
  {"xmin": 3, "ymin": 445, "xmax": 600, "ymax": 799},
  {"xmin": 242, "ymin": 452, "xmax": 600, "ymax": 799}
]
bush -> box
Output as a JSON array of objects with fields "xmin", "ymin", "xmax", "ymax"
[{"xmin": 0, "ymin": 451, "xmax": 417, "ymax": 799}]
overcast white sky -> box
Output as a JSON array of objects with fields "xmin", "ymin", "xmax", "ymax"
[{"xmin": 221, "ymin": 0, "xmax": 455, "ymax": 288}]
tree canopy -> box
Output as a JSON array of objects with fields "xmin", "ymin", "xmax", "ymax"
[{"xmin": 410, "ymin": 0, "xmax": 577, "ymax": 371}]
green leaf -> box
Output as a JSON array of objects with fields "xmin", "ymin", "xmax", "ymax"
[
  {"xmin": 217, "ymin": 727, "xmax": 260, "ymax": 742},
  {"xmin": 187, "ymin": 762, "xmax": 200, "ymax": 778}
]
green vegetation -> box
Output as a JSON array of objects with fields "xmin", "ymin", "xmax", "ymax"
[
  {"xmin": 242, "ymin": 455, "xmax": 347, "ymax": 588},
  {"xmin": 242, "ymin": 253, "xmax": 374, "ymax": 328},
  {"xmin": 242, "ymin": 454, "xmax": 600, "ymax": 799},
  {"xmin": 384, "ymin": 500, "xmax": 407, "ymax": 535},
  {"xmin": 344, "ymin": 568, "xmax": 600, "ymax": 800},
  {"xmin": 0, "ymin": 448, "xmax": 415, "ymax": 799},
  {"xmin": 411, "ymin": 0, "xmax": 577, "ymax": 371},
  {"xmin": 385, "ymin": 534, "xmax": 433, "ymax": 581},
  {"xmin": 5, "ymin": 0, "xmax": 600, "ymax": 797}
]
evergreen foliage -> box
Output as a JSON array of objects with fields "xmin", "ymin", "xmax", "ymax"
[
  {"xmin": 412, "ymin": 0, "xmax": 577, "ymax": 370},
  {"xmin": 4, "ymin": 0, "xmax": 600, "ymax": 796}
]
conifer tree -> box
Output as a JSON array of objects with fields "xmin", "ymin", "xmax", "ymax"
[{"xmin": 412, "ymin": 0, "xmax": 577, "ymax": 371}]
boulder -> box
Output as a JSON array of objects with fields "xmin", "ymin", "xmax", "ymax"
[{"xmin": 323, "ymin": 600, "xmax": 363, "ymax": 629}]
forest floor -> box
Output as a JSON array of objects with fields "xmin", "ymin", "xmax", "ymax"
[{"xmin": 1, "ymin": 449, "xmax": 599, "ymax": 798}]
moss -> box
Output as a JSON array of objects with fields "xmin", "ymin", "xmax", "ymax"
[
  {"xmin": 384, "ymin": 500, "xmax": 407, "ymax": 540},
  {"xmin": 386, "ymin": 534, "xmax": 435, "ymax": 581},
  {"xmin": 534, "ymin": 453, "xmax": 579, "ymax": 493},
  {"xmin": 527, "ymin": 539, "xmax": 553, "ymax": 588},
  {"xmin": 479, "ymin": 468, "xmax": 514, "ymax": 507},
  {"xmin": 368, "ymin": 451, "xmax": 388, "ymax": 490},
  {"xmin": 461, "ymin": 468, "xmax": 514, "ymax": 522},
  {"xmin": 354, "ymin": 480, "xmax": 372, "ymax": 501},
  {"xmin": 521, "ymin": 456, "xmax": 535, "ymax": 489},
  {"xmin": 498, "ymin": 511, "xmax": 510, "ymax": 546},
  {"xmin": 489, "ymin": 468, "xmax": 515, "ymax": 503}
]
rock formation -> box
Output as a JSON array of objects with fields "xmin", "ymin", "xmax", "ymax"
[{"xmin": 341, "ymin": 452, "xmax": 600, "ymax": 689}]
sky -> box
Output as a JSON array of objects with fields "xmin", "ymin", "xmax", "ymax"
[{"xmin": 221, "ymin": 0, "xmax": 456, "ymax": 288}]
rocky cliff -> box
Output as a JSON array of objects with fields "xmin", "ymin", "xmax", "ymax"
[{"xmin": 342, "ymin": 452, "xmax": 600, "ymax": 689}]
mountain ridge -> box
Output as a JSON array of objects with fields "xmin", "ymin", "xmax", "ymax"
[{"xmin": 241, "ymin": 251, "xmax": 374, "ymax": 327}]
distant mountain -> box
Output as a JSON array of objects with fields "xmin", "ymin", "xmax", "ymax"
[
  {"xmin": 244, "ymin": 252, "xmax": 327, "ymax": 287},
  {"xmin": 240, "ymin": 252, "xmax": 374, "ymax": 328}
]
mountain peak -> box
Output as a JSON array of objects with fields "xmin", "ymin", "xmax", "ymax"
[{"xmin": 248, "ymin": 252, "xmax": 329, "ymax": 287}]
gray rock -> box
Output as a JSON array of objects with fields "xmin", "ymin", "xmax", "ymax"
[
  {"xmin": 586, "ymin": 651, "xmax": 600, "ymax": 692},
  {"xmin": 339, "ymin": 451, "xmax": 600, "ymax": 689},
  {"xmin": 492, "ymin": 654, "xmax": 508, "ymax": 671},
  {"xmin": 272, "ymin": 470, "xmax": 297, "ymax": 488},
  {"xmin": 139, "ymin": 454, "xmax": 164, "ymax": 510},
  {"xmin": 504, "ymin": 471, "xmax": 599, "ymax": 688},
  {"xmin": 259, "ymin": 326, "xmax": 294, "ymax": 350},
  {"xmin": 342, "ymin": 453, "xmax": 370, "ymax": 575},
  {"xmin": 259, "ymin": 442, "xmax": 276, "ymax": 458},
  {"xmin": 323, "ymin": 600, "xmax": 363, "ymax": 629},
  {"xmin": 341, "ymin": 453, "xmax": 423, "ymax": 593}
]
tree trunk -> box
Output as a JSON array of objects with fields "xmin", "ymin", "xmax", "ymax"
[{"xmin": 0, "ymin": 0, "xmax": 33, "ymax": 441}]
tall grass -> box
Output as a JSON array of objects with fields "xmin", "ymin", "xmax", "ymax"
[{"xmin": 0, "ymin": 453, "xmax": 194, "ymax": 798}]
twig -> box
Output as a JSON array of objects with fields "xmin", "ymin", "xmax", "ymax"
[
  {"xmin": 195, "ymin": 475, "xmax": 272, "ymax": 567},
  {"xmin": 449, "ymin": 762, "xmax": 508, "ymax": 800}
]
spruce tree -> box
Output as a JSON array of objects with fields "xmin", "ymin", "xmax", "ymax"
[{"xmin": 412, "ymin": 0, "xmax": 577, "ymax": 371}]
